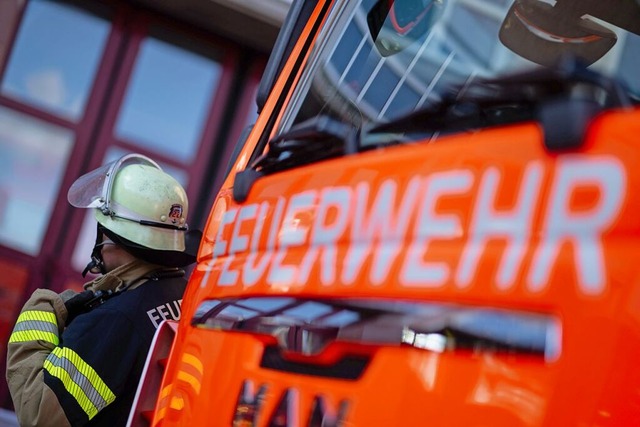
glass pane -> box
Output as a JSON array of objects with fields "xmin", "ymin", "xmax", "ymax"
[
  {"xmin": 281, "ymin": 0, "xmax": 640, "ymax": 135},
  {"xmin": 0, "ymin": 107, "xmax": 74, "ymax": 255},
  {"xmin": 115, "ymin": 34, "xmax": 222, "ymax": 163},
  {"xmin": 1, "ymin": 0, "xmax": 110, "ymax": 121}
]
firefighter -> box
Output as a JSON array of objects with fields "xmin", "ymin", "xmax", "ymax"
[{"xmin": 6, "ymin": 153, "xmax": 201, "ymax": 426}]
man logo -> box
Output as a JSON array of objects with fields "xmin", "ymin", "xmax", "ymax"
[{"xmin": 233, "ymin": 380, "xmax": 349, "ymax": 426}]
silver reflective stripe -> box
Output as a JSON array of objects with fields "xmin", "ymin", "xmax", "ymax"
[
  {"xmin": 12, "ymin": 319, "xmax": 58, "ymax": 335},
  {"xmin": 9, "ymin": 310, "xmax": 59, "ymax": 346},
  {"xmin": 44, "ymin": 347, "xmax": 115, "ymax": 419}
]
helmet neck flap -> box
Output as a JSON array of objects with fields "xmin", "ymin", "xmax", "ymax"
[{"xmin": 82, "ymin": 222, "xmax": 202, "ymax": 277}]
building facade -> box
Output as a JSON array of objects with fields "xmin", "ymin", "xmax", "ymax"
[{"xmin": 0, "ymin": 0, "xmax": 288, "ymax": 411}]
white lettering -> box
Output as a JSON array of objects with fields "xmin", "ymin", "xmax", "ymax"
[
  {"xmin": 268, "ymin": 191, "xmax": 316, "ymax": 286},
  {"xmin": 243, "ymin": 202, "xmax": 272, "ymax": 286},
  {"xmin": 213, "ymin": 208, "xmax": 238, "ymax": 257},
  {"xmin": 457, "ymin": 162, "xmax": 542, "ymax": 289},
  {"xmin": 229, "ymin": 204, "xmax": 258, "ymax": 254},
  {"xmin": 528, "ymin": 157, "xmax": 625, "ymax": 294},
  {"xmin": 299, "ymin": 187, "xmax": 352, "ymax": 285},
  {"xmin": 207, "ymin": 157, "xmax": 626, "ymax": 298},
  {"xmin": 147, "ymin": 309, "xmax": 162, "ymax": 328},
  {"xmin": 219, "ymin": 205, "xmax": 258, "ymax": 286},
  {"xmin": 372, "ymin": 177, "xmax": 421, "ymax": 285},
  {"xmin": 402, "ymin": 170, "xmax": 472, "ymax": 287},
  {"xmin": 147, "ymin": 299, "xmax": 182, "ymax": 328},
  {"xmin": 342, "ymin": 178, "xmax": 421, "ymax": 285}
]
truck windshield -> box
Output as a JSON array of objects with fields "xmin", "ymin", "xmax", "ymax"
[{"xmin": 279, "ymin": 0, "xmax": 640, "ymax": 134}]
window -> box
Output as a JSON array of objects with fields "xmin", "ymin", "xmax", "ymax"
[
  {"xmin": 115, "ymin": 31, "xmax": 222, "ymax": 163},
  {"xmin": 279, "ymin": 0, "xmax": 640, "ymax": 139},
  {"xmin": 1, "ymin": 0, "xmax": 110, "ymax": 121},
  {"xmin": 0, "ymin": 107, "xmax": 74, "ymax": 254}
]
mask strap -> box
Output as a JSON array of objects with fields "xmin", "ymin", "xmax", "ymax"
[{"xmin": 82, "ymin": 223, "xmax": 108, "ymax": 277}]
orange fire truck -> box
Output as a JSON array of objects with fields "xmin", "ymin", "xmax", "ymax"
[{"xmin": 128, "ymin": 0, "xmax": 640, "ymax": 425}]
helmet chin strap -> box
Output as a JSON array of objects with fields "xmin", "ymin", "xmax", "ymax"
[{"xmin": 82, "ymin": 224, "xmax": 108, "ymax": 277}]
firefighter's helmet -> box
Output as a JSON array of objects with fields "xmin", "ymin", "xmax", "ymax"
[{"xmin": 68, "ymin": 154, "xmax": 198, "ymax": 274}]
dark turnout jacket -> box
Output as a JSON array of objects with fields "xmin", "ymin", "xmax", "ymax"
[{"xmin": 6, "ymin": 260, "xmax": 186, "ymax": 427}]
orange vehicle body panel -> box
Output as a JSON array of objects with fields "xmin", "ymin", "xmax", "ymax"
[
  {"xmin": 151, "ymin": 109, "xmax": 640, "ymax": 426},
  {"xmin": 143, "ymin": 0, "xmax": 640, "ymax": 424}
]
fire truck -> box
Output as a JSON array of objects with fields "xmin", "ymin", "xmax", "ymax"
[{"xmin": 128, "ymin": 0, "xmax": 640, "ymax": 425}]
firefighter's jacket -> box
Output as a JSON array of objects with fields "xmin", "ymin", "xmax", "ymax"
[{"xmin": 6, "ymin": 260, "xmax": 187, "ymax": 427}]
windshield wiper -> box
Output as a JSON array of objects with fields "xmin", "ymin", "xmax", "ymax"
[
  {"xmin": 233, "ymin": 115, "xmax": 358, "ymax": 202},
  {"xmin": 254, "ymin": 115, "xmax": 359, "ymax": 173},
  {"xmin": 369, "ymin": 59, "xmax": 632, "ymax": 150}
]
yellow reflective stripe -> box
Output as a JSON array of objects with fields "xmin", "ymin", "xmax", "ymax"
[
  {"xmin": 169, "ymin": 396, "xmax": 185, "ymax": 410},
  {"xmin": 17, "ymin": 310, "xmax": 57, "ymax": 323},
  {"xmin": 9, "ymin": 310, "xmax": 59, "ymax": 345},
  {"xmin": 182, "ymin": 353, "xmax": 204, "ymax": 374},
  {"xmin": 44, "ymin": 359, "xmax": 98, "ymax": 419},
  {"xmin": 159, "ymin": 384, "xmax": 173, "ymax": 399},
  {"xmin": 153, "ymin": 385, "xmax": 173, "ymax": 426},
  {"xmin": 44, "ymin": 347, "xmax": 115, "ymax": 420},
  {"xmin": 177, "ymin": 371, "xmax": 201, "ymax": 394},
  {"xmin": 9, "ymin": 330, "xmax": 59, "ymax": 345}
]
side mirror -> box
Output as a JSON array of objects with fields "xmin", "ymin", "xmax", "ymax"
[
  {"xmin": 367, "ymin": 0, "xmax": 444, "ymax": 57},
  {"xmin": 499, "ymin": 0, "xmax": 617, "ymax": 67}
]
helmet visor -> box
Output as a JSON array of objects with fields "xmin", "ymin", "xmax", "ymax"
[{"xmin": 68, "ymin": 154, "xmax": 161, "ymax": 209}]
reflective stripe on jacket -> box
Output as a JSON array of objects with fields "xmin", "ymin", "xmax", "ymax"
[{"xmin": 7, "ymin": 275, "xmax": 186, "ymax": 427}]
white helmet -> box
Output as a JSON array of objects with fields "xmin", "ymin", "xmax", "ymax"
[{"xmin": 68, "ymin": 154, "xmax": 198, "ymax": 274}]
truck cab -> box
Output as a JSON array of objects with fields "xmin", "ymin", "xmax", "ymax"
[{"xmin": 131, "ymin": 0, "xmax": 640, "ymax": 425}]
